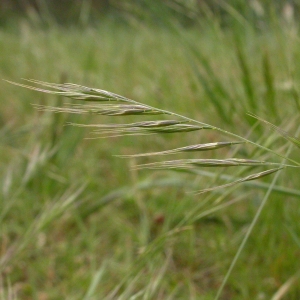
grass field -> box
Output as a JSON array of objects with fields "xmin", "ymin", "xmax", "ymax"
[{"xmin": 1, "ymin": 7, "xmax": 300, "ymax": 300}]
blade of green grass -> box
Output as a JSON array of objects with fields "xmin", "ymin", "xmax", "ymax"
[{"xmin": 262, "ymin": 50, "xmax": 278, "ymax": 118}]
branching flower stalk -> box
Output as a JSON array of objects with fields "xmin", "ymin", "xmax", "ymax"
[{"xmin": 6, "ymin": 79, "xmax": 300, "ymax": 193}]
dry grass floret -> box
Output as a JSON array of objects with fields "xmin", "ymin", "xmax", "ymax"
[{"xmin": 6, "ymin": 79, "xmax": 300, "ymax": 195}]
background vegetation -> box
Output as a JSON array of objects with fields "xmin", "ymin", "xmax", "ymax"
[{"xmin": 0, "ymin": 1, "xmax": 300, "ymax": 299}]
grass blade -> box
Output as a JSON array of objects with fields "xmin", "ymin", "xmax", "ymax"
[
  {"xmin": 262, "ymin": 51, "xmax": 277, "ymax": 118},
  {"xmin": 236, "ymin": 43, "xmax": 257, "ymax": 112}
]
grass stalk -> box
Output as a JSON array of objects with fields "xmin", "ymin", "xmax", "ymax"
[{"xmin": 214, "ymin": 126, "xmax": 300, "ymax": 300}]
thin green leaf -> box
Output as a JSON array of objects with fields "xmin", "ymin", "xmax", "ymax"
[
  {"xmin": 262, "ymin": 51, "xmax": 277, "ymax": 118},
  {"xmin": 236, "ymin": 44, "xmax": 257, "ymax": 112}
]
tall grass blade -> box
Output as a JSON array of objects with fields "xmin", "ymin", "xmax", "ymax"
[
  {"xmin": 262, "ymin": 51, "xmax": 277, "ymax": 118},
  {"xmin": 235, "ymin": 43, "xmax": 257, "ymax": 113},
  {"xmin": 214, "ymin": 166, "xmax": 283, "ymax": 300},
  {"xmin": 271, "ymin": 272, "xmax": 300, "ymax": 300},
  {"xmin": 129, "ymin": 0, "xmax": 237, "ymax": 124},
  {"xmin": 215, "ymin": 125, "xmax": 299, "ymax": 300},
  {"xmin": 188, "ymin": 56, "xmax": 232, "ymax": 124},
  {"xmin": 83, "ymin": 263, "xmax": 107, "ymax": 300}
]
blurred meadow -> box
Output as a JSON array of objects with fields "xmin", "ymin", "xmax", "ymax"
[{"xmin": 0, "ymin": 1, "xmax": 300, "ymax": 299}]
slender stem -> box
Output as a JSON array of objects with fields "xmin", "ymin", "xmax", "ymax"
[
  {"xmin": 134, "ymin": 100, "xmax": 300, "ymax": 166},
  {"xmin": 214, "ymin": 126, "xmax": 300, "ymax": 300}
]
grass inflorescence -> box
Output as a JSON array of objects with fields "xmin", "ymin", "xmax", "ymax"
[
  {"xmin": 8, "ymin": 79, "xmax": 297, "ymax": 194},
  {"xmin": 1, "ymin": 7, "xmax": 300, "ymax": 299}
]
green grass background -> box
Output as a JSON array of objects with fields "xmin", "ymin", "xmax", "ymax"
[{"xmin": 0, "ymin": 3, "xmax": 300, "ymax": 299}]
